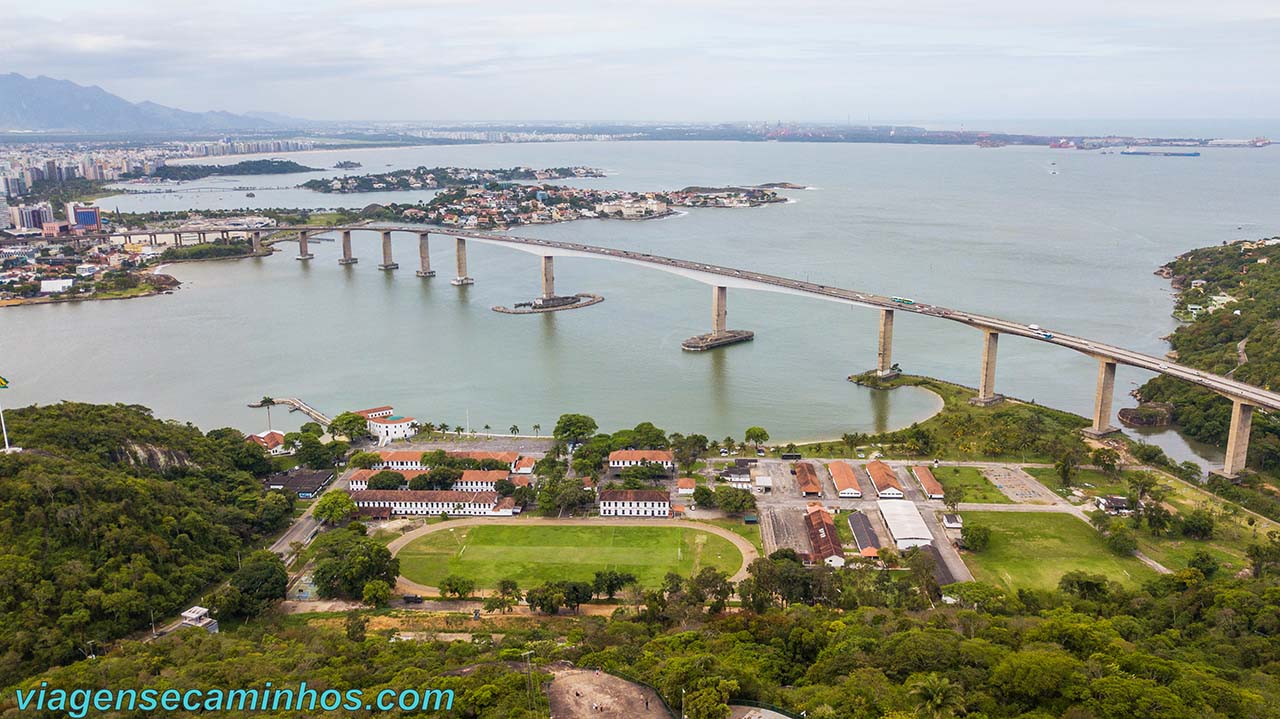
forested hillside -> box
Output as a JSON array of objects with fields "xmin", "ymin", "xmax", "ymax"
[
  {"xmin": 0, "ymin": 403, "xmax": 293, "ymax": 685},
  {"xmin": 9, "ymin": 560, "xmax": 1280, "ymax": 719},
  {"xmin": 1139, "ymin": 239, "xmax": 1280, "ymax": 474}
]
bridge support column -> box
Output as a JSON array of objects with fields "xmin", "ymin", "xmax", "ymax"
[
  {"xmin": 220, "ymin": 230, "xmax": 229, "ymax": 243},
  {"xmin": 970, "ymin": 330, "xmax": 1003, "ymax": 406},
  {"xmin": 682, "ymin": 286, "xmax": 754, "ymax": 350},
  {"xmin": 338, "ymin": 230, "xmax": 358, "ymax": 265},
  {"xmin": 712, "ymin": 285, "xmax": 727, "ymax": 335},
  {"xmin": 541, "ymin": 256, "xmax": 555, "ymax": 299},
  {"xmin": 875, "ymin": 309, "xmax": 898, "ymax": 378},
  {"xmin": 1083, "ymin": 359, "xmax": 1120, "ymax": 437},
  {"xmin": 415, "ymin": 232, "xmax": 434, "ymax": 277},
  {"xmin": 197, "ymin": 232, "xmax": 206, "ymax": 244},
  {"xmin": 451, "ymin": 237, "xmax": 474, "ymax": 285},
  {"xmin": 1219, "ymin": 399, "xmax": 1255, "ymax": 478},
  {"xmin": 378, "ymin": 230, "xmax": 398, "ymax": 270},
  {"xmin": 148, "ymin": 233, "xmax": 157, "ymax": 246},
  {"xmin": 174, "ymin": 233, "xmax": 183, "ymax": 247},
  {"xmin": 251, "ymin": 231, "xmax": 263, "ymax": 254},
  {"xmin": 296, "ymin": 230, "xmax": 314, "ymax": 261}
]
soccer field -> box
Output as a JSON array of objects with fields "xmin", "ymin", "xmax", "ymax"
[{"xmin": 397, "ymin": 524, "xmax": 744, "ymax": 590}]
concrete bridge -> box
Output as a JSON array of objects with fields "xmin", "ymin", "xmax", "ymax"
[{"xmin": 71, "ymin": 223, "xmax": 1280, "ymax": 477}]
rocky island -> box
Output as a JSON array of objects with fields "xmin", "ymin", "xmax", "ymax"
[{"xmin": 301, "ymin": 165, "xmax": 606, "ymax": 193}]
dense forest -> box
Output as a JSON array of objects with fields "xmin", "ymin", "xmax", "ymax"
[
  {"xmin": 7, "ymin": 553, "xmax": 1280, "ymax": 719},
  {"xmin": 1137, "ymin": 239, "xmax": 1280, "ymax": 473},
  {"xmin": 132, "ymin": 160, "xmax": 318, "ymax": 181},
  {"xmin": 0, "ymin": 403, "xmax": 293, "ymax": 685}
]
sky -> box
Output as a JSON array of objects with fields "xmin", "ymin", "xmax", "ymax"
[{"xmin": 2, "ymin": 0, "xmax": 1279, "ymax": 126}]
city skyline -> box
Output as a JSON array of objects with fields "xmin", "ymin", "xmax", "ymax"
[{"xmin": 2, "ymin": 0, "xmax": 1278, "ymax": 127}]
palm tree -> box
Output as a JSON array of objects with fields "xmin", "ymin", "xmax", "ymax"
[
  {"xmin": 532, "ymin": 423, "xmax": 541, "ymax": 436},
  {"xmin": 510, "ymin": 425, "xmax": 520, "ymax": 436},
  {"xmin": 483, "ymin": 423, "xmax": 492, "ymax": 434},
  {"xmin": 909, "ymin": 673, "xmax": 964, "ymax": 719},
  {"xmin": 453, "ymin": 425, "xmax": 464, "ymax": 435},
  {"xmin": 259, "ymin": 396, "xmax": 276, "ymax": 431}
]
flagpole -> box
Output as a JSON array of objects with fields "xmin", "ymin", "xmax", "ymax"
[{"xmin": 0, "ymin": 391, "xmax": 9, "ymax": 452}]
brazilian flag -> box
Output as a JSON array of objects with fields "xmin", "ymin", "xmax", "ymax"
[{"xmin": 0, "ymin": 376, "xmax": 8, "ymax": 389}]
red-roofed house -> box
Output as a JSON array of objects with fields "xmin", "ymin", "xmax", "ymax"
[
  {"xmin": 866, "ymin": 461, "xmax": 904, "ymax": 499},
  {"xmin": 348, "ymin": 468, "xmax": 429, "ymax": 491},
  {"xmin": 513, "ymin": 456, "xmax": 537, "ymax": 475},
  {"xmin": 912, "ymin": 466, "xmax": 945, "ymax": 500},
  {"xmin": 827, "ymin": 462, "xmax": 862, "ymax": 498},
  {"xmin": 804, "ymin": 504, "xmax": 845, "ymax": 567},
  {"xmin": 353, "ymin": 406, "xmax": 395, "ymax": 419},
  {"xmin": 608, "ymin": 450, "xmax": 675, "ymax": 473},
  {"xmin": 349, "ymin": 489, "xmax": 517, "ymax": 516},
  {"xmin": 374, "ymin": 450, "xmax": 425, "ymax": 471},
  {"xmin": 795, "ymin": 462, "xmax": 822, "ymax": 497},
  {"xmin": 247, "ymin": 430, "xmax": 290, "ymax": 456},
  {"xmin": 455, "ymin": 469, "xmax": 511, "ymax": 492},
  {"xmin": 598, "ymin": 489, "xmax": 670, "ymax": 517},
  {"xmin": 676, "ymin": 477, "xmax": 697, "ymax": 496}
]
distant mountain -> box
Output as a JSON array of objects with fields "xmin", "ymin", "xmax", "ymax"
[{"xmin": 0, "ymin": 73, "xmax": 282, "ymax": 133}]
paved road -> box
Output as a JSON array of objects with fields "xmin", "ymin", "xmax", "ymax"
[{"xmin": 386, "ymin": 517, "xmax": 762, "ymax": 596}]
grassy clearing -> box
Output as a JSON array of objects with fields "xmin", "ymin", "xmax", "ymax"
[
  {"xmin": 397, "ymin": 525, "xmax": 742, "ymax": 589},
  {"xmin": 1025, "ymin": 467, "xmax": 1131, "ymax": 499},
  {"xmin": 960, "ymin": 511, "xmax": 1156, "ymax": 591},
  {"xmin": 696, "ymin": 518, "xmax": 763, "ymax": 552},
  {"xmin": 934, "ymin": 466, "xmax": 1009, "ymax": 504}
]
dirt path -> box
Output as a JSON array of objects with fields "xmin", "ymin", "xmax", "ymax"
[
  {"xmin": 549, "ymin": 668, "xmax": 669, "ymax": 719},
  {"xmin": 387, "ymin": 517, "xmax": 760, "ymax": 596}
]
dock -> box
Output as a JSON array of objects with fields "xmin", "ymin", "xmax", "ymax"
[
  {"xmin": 681, "ymin": 329, "xmax": 754, "ymax": 351},
  {"xmin": 247, "ymin": 397, "xmax": 332, "ymax": 426}
]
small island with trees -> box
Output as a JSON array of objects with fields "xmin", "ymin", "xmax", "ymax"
[
  {"xmin": 125, "ymin": 159, "xmax": 320, "ymax": 182},
  {"xmin": 301, "ymin": 165, "xmax": 606, "ymax": 193}
]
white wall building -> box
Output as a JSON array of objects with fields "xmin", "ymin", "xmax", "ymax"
[
  {"xmin": 454, "ymin": 469, "xmax": 510, "ymax": 492},
  {"xmin": 607, "ymin": 450, "xmax": 675, "ymax": 472},
  {"xmin": 368, "ymin": 414, "xmax": 415, "ymax": 444},
  {"xmin": 349, "ymin": 490, "xmax": 517, "ymax": 516},
  {"xmin": 598, "ymin": 489, "xmax": 670, "ymax": 517}
]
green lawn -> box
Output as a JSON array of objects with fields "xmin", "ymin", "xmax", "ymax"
[
  {"xmin": 696, "ymin": 518, "xmax": 763, "ymax": 552},
  {"xmin": 398, "ymin": 525, "xmax": 743, "ymax": 590},
  {"xmin": 934, "ymin": 466, "xmax": 1009, "ymax": 504},
  {"xmin": 960, "ymin": 511, "xmax": 1156, "ymax": 591},
  {"xmin": 1025, "ymin": 467, "xmax": 1132, "ymax": 498}
]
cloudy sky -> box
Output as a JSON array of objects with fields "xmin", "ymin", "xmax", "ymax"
[{"xmin": 3, "ymin": 0, "xmax": 1278, "ymax": 126}]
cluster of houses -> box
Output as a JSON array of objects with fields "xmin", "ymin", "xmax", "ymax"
[{"xmin": 347, "ymin": 448, "xmax": 536, "ymax": 518}]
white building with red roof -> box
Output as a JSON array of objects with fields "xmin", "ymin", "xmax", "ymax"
[
  {"xmin": 246, "ymin": 430, "xmax": 290, "ymax": 456},
  {"xmin": 607, "ymin": 449, "xmax": 675, "ymax": 473},
  {"xmin": 350, "ymin": 489, "xmax": 518, "ymax": 517}
]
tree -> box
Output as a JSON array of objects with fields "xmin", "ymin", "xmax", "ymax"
[
  {"xmin": 943, "ymin": 485, "xmax": 966, "ymax": 513},
  {"xmin": 553, "ymin": 413, "xmax": 598, "ymax": 445},
  {"xmin": 1106, "ymin": 526, "xmax": 1138, "ymax": 555},
  {"xmin": 713, "ymin": 485, "xmax": 756, "ymax": 515},
  {"xmin": 592, "ymin": 570, "xmax": 637, "ymax": 599},
  {"xmin": 509, "ymin": 424, "xmax": 520, "ymax": 435},
  {"xmin": 311, "ymin": 530, "xmax": 398, "ymax": 599},
  {"xmin": 349, "ymin": 450, "xmax": 381, "ymax": 469},
  {"xmin": 440, "ymin": 575, "xmax": 475, "ymax": 599},
  {"xmin": 692, "ymin": 485, "xmax": 716, "ymax": 508},
  {"xmin": 722, "ymin": 436, "xmax": 736, "ymax": 454},
  {"xmin": 525, "ymin": 584, "xmax": 564, "ymax": 614},
  {"xmin": 1055, "ymin": 447, "xmax": 1082, "ymax": 487},
  {"xmin": 960, "ymin": 524, "xmax": 991, "ymax": 552},
  {"xmin": 259, "ymin": 396, "xmax": 276, "ymax": 431},
  {"xmin": 744, "ymin": 426, "xmax": 770, "ymax": 450},
  {"xmin": 909, "ymin": 672, "xmax": 964, "ymax": 719},
  {"xmin": 1181, "ymin": 509, "xmax": 1215, "ymax": 539},
  {"xmin": 362, "ymin": 579, "xmax": 391, "ymax": 607},
  {"xmin": 313, "ymin": 491, "xmax": 356, "ymax": 525},
  {"xmin": 344, "ymin": 610, "xmax": 367, "ymax": 642},
  {"xmin": 366, "ymin": 470, "xmax": 406, "ymax": 490},
  {"xmin": 1091, "ymin": 447, "xmax": 1121, "ymax": 475},
  {"xmin": 1188, "ymin": 549, "xmax": 1220, "ymax": 578},
  {"xmin": 223, "ymin": 551, "xmax": 288, "ymax": 618},
  {"xmin": 329, "ymin": 412, "xmax": 370, "ymax": 441},
  {"xmin": 1245, "ymin": 531, "xmax": 1280, "ymax": 578},
  {"xmin": 532, "ymin": 423, "xmax": 541, "ymax": 436}
]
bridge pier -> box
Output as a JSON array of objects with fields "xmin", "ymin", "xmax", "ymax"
[
  {"xmin": 251, "ymin": 231, "xmax": 263, "ymax": 254},
  {"xmin": 682, "ymin": 285, "xmax": 754, "ymax": 351},
  {"xmin": 148, "ymin": 233, "xmax": 157, "ymax": 246},
  {"xmin": 378, "ymin": 230, "xmax": 398, "ymax": 270},
  {"xmin": 416, "ymin": 232, "xmax": 435, "ymax": 277},
  {"xmin": 451, "ymin": 237, "xmax": 474, "ymax": 285},
  {"xmin": 1083, "ymin": 359, "xmax": 1120, "ymax": 437},
  {"xmin": 874, "ymin": 309, "xmax": 898, "ymax": 378},
  {"xmin": 220, "ymin": 230, "xmax": 229, "ymax": 243},
  {"xmin": 296, "ymin": 230, "xmax": 314, "ymax": 261},
  {"xmin": 970, "ymin": 330, "xmax": 1003, "ymax": 406},
  {"xmin": 1219, "ymin": 398, "xmax": 1255, "ymax": 478},
  {"xmin": 541, "ymin": 256, "xmax": 555, "ymax": 299},
  {"xmin": 338, "ymin": 230, "xmax": 358, "ymax": 265},
  {"xmin": 196, "ymin": 232, "xmax": 206, "ymax": 244}
]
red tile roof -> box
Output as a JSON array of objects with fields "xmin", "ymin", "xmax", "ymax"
[
  {"xmin": 377, "ymin": 450, "xmax": 423, "ymax": 463},
  {"xmin": 804, "ymin": 505, "xmax": 843, "ymax": 561},
  {"xmin": 354, "ymin": 406, "xmax": 394, "ymax": 417},
  {"xmin": 795, "ymin": 463, "xmax": 822, "ymax": 494},
  {"xmin": 460, "ymin": 469, "xmax": 510, "ymax": 484},
  {"xmin": 866, "ymin": 461, "xmax": 902, "ymax": 493},
  {"xmin": 608, "ymin": 450, "xmax": 674, "ymax": 463},
  {"xmin": 368, "ymin": 415, "xmax": 414, "ymax": 425},
  {"xmin": 449, "ymin": 450, "xmax": 520, "ymax": 464},
  {"xmin": 514, "ymin": 456, "xmax": 537, "ymax": 471},
  {"xmin": 247, "ymin": 430, "xmax": 285, "ymax": 450},
  {"xmin": 349, "ymin": 468, "xmax": 429, "ymax": 483},
  {"xmin": 677, "ymin": 477, "xmax": 697, "ymax": 489},
  {"xmin": 912, "ymin": 466, "xmax": 944, "ymax": 497},
  {"xmin": 350, "ymin": 489, "xmax": 498, "ymax": 505},
  {"xmin": 827, "ymin": 462, "xmax": 860, "ymax": 493},
  {"xmin": 598, "ymin": 489, "xmax": 669, "ymax": 503}
]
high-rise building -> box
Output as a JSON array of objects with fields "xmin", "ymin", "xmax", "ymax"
[
  {"xmin": 9, "ymin": 202, "xmax": 54, "ymax": 229},
  {"xmin": 0, "ymin": 196, "xmax": 11, "ymax": 230},
  {"xmin": 65, "ymin": 202, "xmax": 102, "ymax": 230}
]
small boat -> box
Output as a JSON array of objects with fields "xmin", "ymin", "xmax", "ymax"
[{"xmin": 245, "ymin": 192, "xmax": 256, "ymax": 197}]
